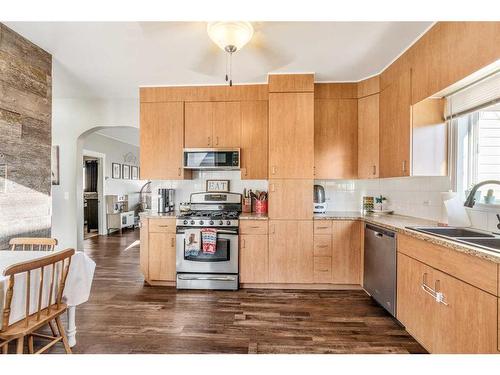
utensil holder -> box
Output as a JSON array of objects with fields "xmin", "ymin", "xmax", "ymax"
[
  {"xmin": 254, "ymin": 200, "xmax": 268, "ymax": 214},
  {"xmin": 242, "ymin": 198, "xmax": 252, "ymax": 213}
]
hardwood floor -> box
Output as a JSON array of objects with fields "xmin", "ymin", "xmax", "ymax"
[{"xmin": 46, "ymin": 229, "xmax": 425, "ymax": 354}]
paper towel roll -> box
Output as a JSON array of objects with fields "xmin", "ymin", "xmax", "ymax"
[
  {"xmin": 440, "ymin": 191, "xmax": 456, "ymax": 224},
  {"xmin": 443, "ymin": 195, "xmax": 471, "ymax": 227}
]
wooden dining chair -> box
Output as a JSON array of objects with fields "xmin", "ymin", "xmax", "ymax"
[
  {"xmin": 9, "ymin": 237, "xmax": 57, "ymax": 252},
  {"xmin": 0, "ymin": 248, "xmax": 75, "ymax": 354}
]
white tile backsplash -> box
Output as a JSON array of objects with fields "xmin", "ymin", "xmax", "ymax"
[
  {"xmin": 150, "ymin": 171, "xmax": 267, "ymax": 212},
  {"xmin": 317, "ymin": 175, "xmax": 499, "ymax": 231}
]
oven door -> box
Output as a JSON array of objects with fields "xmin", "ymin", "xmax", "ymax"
[
  {"xmin": 176, "ymin": 228, "xmax": 239, "ymax": 274},
  {"xmin": 183, "ymin": 149, "xmax": 240, "ymax": 170}
]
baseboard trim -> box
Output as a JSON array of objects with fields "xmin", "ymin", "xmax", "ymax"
[
  {"xmin": 145, "ymin": 279, "xmax": 176, "ymax": 287},
  {"xmin": 240, "ymin": 283, "xmax": 362, "ymax": 290}
]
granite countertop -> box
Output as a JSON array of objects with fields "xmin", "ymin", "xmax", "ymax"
[
  {"xmin": 139, "ymin": 211, "xmax": 179, "ymax": 219},
  {"xmin": 315, "ymin": 211, "xmax": 500, "ymax": 263},
  {"xmin": 239, "ymin": 212, "xmax": 269, "ymax": 220}
]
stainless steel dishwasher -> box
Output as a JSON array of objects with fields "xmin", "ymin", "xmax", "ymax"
[{"xmin": 363, "ymin": 223, "xmax": 397, "ymax": 317}]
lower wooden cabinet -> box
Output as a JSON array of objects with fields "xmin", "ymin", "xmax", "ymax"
[
  {"xmin": 148, "ymin": 232, "xmax": 176, "ymax": 282},
  {"xmin": 269, "ymin": 220, "xmax": 314, "ymax": 283},
  {"xmin": 239, "ymin": 234, "xmax": 269, "ymax": 283},
  {"xmin": 397, "ymin": 253, "xmax": 498, "ymax": 353},
  {"xmin": 331, "ymin": 221, "xmax": 361, "ymax": 284}
]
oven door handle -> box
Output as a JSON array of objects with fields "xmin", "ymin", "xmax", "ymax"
[
  {"xmin": 176, "ymin": 230, "xmax": 238, "ymax": 235},
  {"xmin": 177, "ymin": 275, "xmax": 237, "ymax": 281}
]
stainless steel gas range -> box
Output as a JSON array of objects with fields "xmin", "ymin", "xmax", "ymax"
[{"xmin": 175, "ymin": 192, "xmax": 241, "ymax": 290}]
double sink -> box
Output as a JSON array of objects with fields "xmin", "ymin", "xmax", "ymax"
[{"xmin": 407, "ymin": 226, "xmax": 500, "ymax": 253}]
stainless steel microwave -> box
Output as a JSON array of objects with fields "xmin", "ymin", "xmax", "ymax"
[{"xmin": 183, "ymin": 148, "xmax": 240, "ymax": 170}]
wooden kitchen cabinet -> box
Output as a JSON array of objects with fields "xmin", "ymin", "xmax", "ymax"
[
  {"xmin": 269, "ymin": 220, "xmax": 314, "ymax": 283},
  {"xmin": 331, "ymin": 220, "xmax": 361, "ymax": 284},
  {"xmin": 357, "ymin": 94, "xmax": 379, "ymax": 179},
  {"xmin": 314, "ymin": 99, "xmax": 358, "ymax": 179},
  {"xmin": 268, "ymin": 179, "xmax": 313, "ymax": 220},
  {"xmin": 379, "ymin": 69, "xmax": 412, "ymax": 178},
  {"xmin": 184, "ymin": 101, "xmax": 241, "ymax": 148},
  {"xmin": 148, "ymin": 232, "xmax": 177, "ymax": 282},
  {"xmin": 140, "ymin": 102, "xmax": 189, "ymax": 179},
  {"xmin": 397, "ymin": 253, "xmax": 498, "ymax": 353},
  {"xmin": 269, "ymin": 92, "xmax": 314, "ymax": 179},
  {"xmin": 240, "ymin": 101, "xmax": 268, "ymax": 179},
  {"xmin": 184, "ymin": 101, "xmax": 213, "ymax": 148},
  {"xmin": 239, "ymin": 234, "xmax": 269, "ymax": 283}
]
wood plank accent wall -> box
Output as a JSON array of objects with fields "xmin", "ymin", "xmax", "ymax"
[{"xmin": 0, "ymin": 24, "xmax": 52, "ymax": 249}]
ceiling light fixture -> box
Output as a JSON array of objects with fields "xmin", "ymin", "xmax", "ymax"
[{"xmin": 207, "ymin": 21, "xmax": 254, "ymax": 86}]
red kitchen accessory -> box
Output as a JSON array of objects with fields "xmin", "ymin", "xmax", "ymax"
[{"xmin": 254, "ymin": 199, "xmax": 268, "ymax": 214}]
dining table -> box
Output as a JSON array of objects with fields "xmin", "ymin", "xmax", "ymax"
[{"xmin": 0, "ymin": 249, "xmax": 96, "ymax": 347}]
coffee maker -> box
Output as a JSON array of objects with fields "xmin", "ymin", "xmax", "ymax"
[{"xmin": 158, "ymin": 188, "xmax": 175, "ymax": 213}]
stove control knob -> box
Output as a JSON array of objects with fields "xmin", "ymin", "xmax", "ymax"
[
  {"xmin": 226, "ymin": 220, "xmax": 231, "ymax": 225},
  {"xmin": 190, "ymin": 220, "xmax": 195, "ymax": 225},
  {"xmin": 209, "ymin": 220, "xmax": 214, "ymax": 225},
  {"xmin": 199, "ymin": 220, "xmax": 204, "ymax": 225},
  {"xmin": 183, "ymin": 220, "xmax": 188, "ymax": 225},
  {"xmin": 219, "ymin": 220, "xmax": 224, "ymax": 225}
]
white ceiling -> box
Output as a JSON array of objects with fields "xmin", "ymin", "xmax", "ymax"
[
  {"xmin": 93, "ymin": 127, "xmax": 139, "ymax": 147},
  {"xmin": 5, "ymin": 21, "xmax": 433, "ymax": 99}
]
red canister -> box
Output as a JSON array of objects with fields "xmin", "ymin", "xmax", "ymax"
[{"xmin": 254, "ymin": 200, "xmax": 268, "ymax": 214}]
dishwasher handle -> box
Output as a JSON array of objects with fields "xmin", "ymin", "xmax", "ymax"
[{"xmin": 365, "ymin": 223, "xmax": 396, "ymax": 238}]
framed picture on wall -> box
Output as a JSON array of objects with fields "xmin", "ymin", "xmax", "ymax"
[
  {"xmin": 112, "ymin": 163, "xmax": 121, "ymax": 179},
  {"xmin": 122, "ymin": 164, "xmax": 131, "ymax": 179},
  {"xmin": 131, "ymin": 166, "xmax": 139, "ymax": 180}
]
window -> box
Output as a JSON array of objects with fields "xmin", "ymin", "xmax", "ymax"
[{"xmin": 450, "ymin": 69, "xmax": 500, "ymax": 204}]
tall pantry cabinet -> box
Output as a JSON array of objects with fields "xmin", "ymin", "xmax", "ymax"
[{"xmin": 267, "ymin": 74, "xmax": 315, "ymax": 283}]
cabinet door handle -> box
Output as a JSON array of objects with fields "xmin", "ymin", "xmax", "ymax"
[
  {"xmin": 158, "ymin": 225, "xmax": 170, "ymax": 228},
  {"xmin": 372, "ymin": 165, "xmax": 376, "ymax": 175},
  {"xmin": 271, "ymin": 165, "xmax": 277, "ymax": 175},
  {"xmin": 207, "ymin": 136, "xmax": 211, "ymax": 146},
  {"xmin": 249, "ymin": 226, "xmax": 260, "ymax": 229},
  {"xmin": 316, "ymin": 226, "xmax": 329, "ymax": 229},
  {"xmin": 402, "ymin": 160, "xmax": 407, "ymax": 174},
  {"xmin": 271, "ymin": 225, "xmax": 275, "ymax": 234},
  {"xmin": 241, "ymin": 239, "xmax": 246, "ymax": 248},
  {"xmin": 178, "ymin": 167, "xmax": 182, "ymax": 176},
  {"xmin": 216, "ymin": 136, "xmax": 219, "ymax": 145},
  {"xmin": 170, "ymin": 237, "xmax": 175, "ymax": 247},
  {"xmin": 270, "ymin": 184, "xmax": 276, "ymax": 192},
  {"xmin": 316, "ymin": 245, "xmax": 329, "ymax": 248},
  {"xmin": 434, "ymin": 279, "xmax": 449, "ymax": 306}
]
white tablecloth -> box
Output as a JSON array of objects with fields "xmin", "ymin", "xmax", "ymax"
[{"xmin": 0, "ymin": 250, "xmax": 95, "ymax": 325}]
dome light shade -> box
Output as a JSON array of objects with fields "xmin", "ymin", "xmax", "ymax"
[{"xmin": 207, "ymin": 22, "xmax": 254, "ymax": 53}]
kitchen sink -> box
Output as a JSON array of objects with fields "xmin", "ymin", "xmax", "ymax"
[
  {"xmin": 406, "ymin": 226, "xmax": 500, "ymax": 253},
  {"xmin": 408, "ymin": 227, "xmax": 495, "ymax": 238},
  {"xmin": 455, "ymin": 238, "xmax": 500, "ymax": 251}
]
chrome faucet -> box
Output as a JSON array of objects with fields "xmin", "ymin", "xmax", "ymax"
[{"xmin": 464, "ymin": 180, "xmax": 500, "ymax": 207}]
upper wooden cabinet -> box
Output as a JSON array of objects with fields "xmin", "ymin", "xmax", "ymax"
[
  {"xmin": 140, "ymin": 102, "xmax": 190, "ymax": 180},
  {"xmin": 240, "ymin": 101, "xmax": 268, "ymax": 180},
  {"xmin": 269, "ymin": 220, "xmax": 314, "ymax": 283},
  {"xmin": 184, "ymin": 101, "xmax": 241, "ymax": 148},
  {"xmin": 314, "ymin": 98, "xmax": 358, "ymax": 179},
  {"xmin": 357, "ymin": 94, "xmax": 379, "ymax": 179},
  {"xmin": 269, "ymin": 92, "xmax": 314, "ymax": 179},
  {"xmin": 357, "ymin": 76, "xmax": 380, "ymax": 98},
  {"xmin": 268, "ymin": 74, "xmax": 314, "ymax": 93},
  {"xmin": 379, "ymin": 69, "xmax": 412, "ymax": 178},
  {"xmin": 268, "ymin": 179, "xmax": 313, "ymax": 220}
]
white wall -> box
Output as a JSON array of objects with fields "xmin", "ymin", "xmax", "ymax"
[
  {"xmin": 51, "ymin": 96, "xmax": 138, "ymax": 251},
  {"xmin": 83, "ymin": 132, "xmax": 146, "ymax": 209}
]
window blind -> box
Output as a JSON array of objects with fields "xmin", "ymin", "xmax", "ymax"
[{"xmin": 446, "ymin": 70, "xmax": 500, "ymax": 119}]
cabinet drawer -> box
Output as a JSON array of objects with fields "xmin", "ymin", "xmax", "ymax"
[
  {"xmin": 149, "ymin": 218, "xmax": 176, "ymax": 233},
  {"xmin": 398, "ymin": 234, "xmax": 498, "ymax": 296},
  {"xmin": 314, "ymin": 235, "xmax": 332, "ymax": 256},
  {"xmin": 314, "ymin": 221, "xmax": 332, "ymax": 234},
  {"xmin": 314, "ymin": 256, "xmax": 332, "ymax": 283},
  {"xmin": 240, "ymin": 220, "xmax": 268, "ymax": 235}
]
